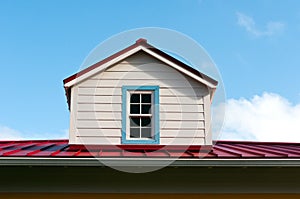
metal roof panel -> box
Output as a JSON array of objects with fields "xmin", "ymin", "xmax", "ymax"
[{"xmin": 1, "ymin": 140, "xmax": 300, "ymax": 160}]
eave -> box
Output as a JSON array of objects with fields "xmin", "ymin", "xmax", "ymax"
[{"xmin": 1, "ymin": 157, "xmax": 300, "ymax": 167}]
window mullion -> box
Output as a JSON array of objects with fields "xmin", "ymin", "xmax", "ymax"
[
  {"xmin": 139, "ymin": 117, "xmax": 141, "ymax": 139},
  {"xmin": 139, "ymin": 94, "xmax": 142, "ymax": 139}
]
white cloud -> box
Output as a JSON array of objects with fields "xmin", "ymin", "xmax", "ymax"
[
  {"xmin": 236, "ymin": 12, "xmax": 285, "ymax": 37},
  {"xmin": 0, "ymin": 125, "xmax": 68, "ymax": 140},
  {"xmin": 0, "ymin": 125, "xmax": 24, "ymax": 140},
  {"xmin": 2, "ymin": 92, "xmax": 300, "ymax": 143},
  {"xmin": 220, "ymin": 92, "xmax": 300, "ymax": 142}
]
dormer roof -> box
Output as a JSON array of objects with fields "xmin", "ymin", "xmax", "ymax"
[{"xmin": 63, "ymin": 38, "xmax": 218, "ymax": 109}]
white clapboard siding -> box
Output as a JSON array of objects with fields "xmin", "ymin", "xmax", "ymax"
[
  {"xmin": 160, "ymin": 129, "xmax": 205, "ymax": 138},
  {"xmin": 77, "ymin": 89, "xmax": 204, "ymax": 107},
  {"xmin": 78, "ymin": 87, "xmax": 206, "ymax": 97},
  {"xmin": 160, "ymin": 137, "xmax": 205, "ymax": 145},
  {"xmin": 77, "ymin": 112, "xmax": 122, "ymax": 120},
  {"xmin": 70, "ymin": 51, "xmax": 211, "ymax": 145},
  {"xmin": 75, "ymin": 137, "xmax": 121, "ymax": 145},
  {"xmin": 161, "ymin": 121, "xmax": 205, "ymax": 129},
  {"xmin": 107, "ymin": 62, "xmax": 176, "ymax": 72},
  {"xmin": 77, "ymin": 95, "xmax": 122, "ymax": 104},
  {"xmin": 77, "ymin": 129, "xmax": 205, "ymax": 138},
  {"xmin": 76, "ymin": 129, "xmax": 121, "ymax": 137},
  {"xmin": 160, "ymin": 88, "xmax": 207, "ymax": 97},
  {"xmin": 92, "ymin": 71, "xmax": 187, "ymax": 80},
  {"xmin": 118, "ymin": 51, "xmax": 163, "ymax": 64},
  {"xmin": 75, "ymin": 136, "xmax": 205, "ymax": 145},
  {"xmin": 160, "ymin": 96, "xmax": 203, "ymax": 105},
  {"xmin": 79, "ymin": 79, "xmax": 202, "ymax": 88},
  {"xmin": 76, "ymin": 120, "xmax": 121, "ymax": 129},
  {"xmin": 160, "ymin": 112, "xmax": 204, "ymax": 121},
  {"xmin": 77, "ymin": 111, "xmax": 204, "ymax": 121},
  {"xmin": 78, "ymin": 88, "xmax": 121, "ymax": 96},
  {"xmin": 77, "ymin": 104, "xmax": 122, "ymax": 112},
  {"xmin": 160, "ymin": 104, "xmax": 204, "ymax": 113}
]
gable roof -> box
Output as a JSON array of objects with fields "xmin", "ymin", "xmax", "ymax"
[
  {"xmin": 63, "ymin": 38, "xmax": 218, "ymax": 109},
  {"xmin": 1, "ymin": 140, "xmax": 300, "ymax": 166}
]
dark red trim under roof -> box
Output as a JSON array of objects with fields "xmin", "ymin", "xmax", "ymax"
[
  {"xmin": 1, "ymin": 140, "xmax": 300, "ymax": 159},
  {"xmin": 63, "ymin": 38, "xmax": 218, "ymax": 109}
]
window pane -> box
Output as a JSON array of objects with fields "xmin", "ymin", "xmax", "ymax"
[
  {"xmin": 141, "ymin": 128, "xmax": 152, "ymax": 138},
  {"xmin": 130, "ymin": 104, "xmax": 140, "ymax": 114},
  {"xmin": 130, "ymin": 94, "xmax": 140, "ymax": 103},
  {"xmin": 130, "ymin": 128, "xmax": 140, "ymax": 138},
  {"xmin": 141, "ymin": 104, "xmax": 151, "ymax": 114},
  {"xmin": 141, "ymin": 117, "xmax": 151, "ymax": 127},
  {"xmin": 142, "ymin": 94, "xmax": 151, "ymax": 103},
  {"xmin": 130, "ymin": 117, "xmax": 140, "ymax": 127}
]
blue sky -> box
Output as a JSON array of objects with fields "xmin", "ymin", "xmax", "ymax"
[{"xmin": 1, "ymin": 0, "xmax": 300, "ymax": 141}]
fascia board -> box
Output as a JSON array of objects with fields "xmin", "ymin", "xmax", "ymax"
[{"xmin": 1, "ymin": 157, "xmax": 300, "ymax": 167}]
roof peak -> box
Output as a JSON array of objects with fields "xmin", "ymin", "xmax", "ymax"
[{"xmin": 135, "ymin": 38, "xmax": 147, "ymax": 44}]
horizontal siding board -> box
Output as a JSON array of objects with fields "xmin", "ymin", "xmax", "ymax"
[
  {"xmin": 91, "ymin": 71, "xmax": 187, "ymax": 80},
  {"xmin": 77, "ymin": 95, "xmax": 203, "ymax": 105},
  {"xmin": 118, "ymin": 52, "xmax": 162, "ymax": 64},
  {"xmin": 160, "ymin": 112, "xmax": 204, "ymax": 120},
  {"xmin": 77, "ymin": 87, "xmax": 207, "ymax": 97},
  {"xmin": 160, "ymin": 96, "xmax": 203, "ymax": 105},
  {"xmin": 161, "ymin": 121, "xmax": 205, "ymax": 129},
  {"xmin": 160, "ymin": 137, "xmax": 205, "ymax": 145},
  {"xmin": 77, "ymin": 104, "xmax": 204, "ymax": 112},
  {"xmin": 76, "ymin": 137, "xmax": 205, "ymax": 145},
  {"xmin": 79, "ymin": 79, "xmax": 203, "ymax": 88},
  {"xmin": 77, "ymin": 112, "xmax": 122, "ymax": 120},
  {"xmin": 76, "ymin": 129, "xmax": 121, "ymax": 137},
  {"xmin": 77, "ymin": 107, "xmax": 204, "ymax": 118},
  {"xmin": 77, "ymin": 104, "xmax": 122, "ymax": 112},
  {"xmin": 161, "ymin": 104, "xmax": 204, "ymax": 113},
  {"xmin": 160, "ymin": 88, "xmax": 207, "ymax": 97},
  {"xmin": 78, "ymin": 88, "xmax": 121, "ymax": 96},
  {"xmin": 76, "ymin": 129, "xmax": 203, "ymax": 138},
  {"xmin": 106, "ymin": 63, "xmax": 175, "ymax": 72},
  {"xmin": 76, "ymin": 120, "xmax": 121, "ymax": 128},
  {"xmin": 77, "ymin": 95, "xmax": 122, "ymax": 104},
  {"xmin": 76, "ymin": 129, "xmax": 204, "ymax": 138},
  {"xmin": 75, "ymin": 137, "xmax": 121, "ymax": 145},
  {"xmin": 160, "ymin": 129, "xmax": 205, "ymax": 138}
]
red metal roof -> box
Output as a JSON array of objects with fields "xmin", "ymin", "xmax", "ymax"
[{"xmin": 1, "ymin": 140, "xmax": 300, "ymax": 159}]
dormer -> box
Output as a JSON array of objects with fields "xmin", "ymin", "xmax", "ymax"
[{"xmin": 63, "ymin": 39, "xmax": 217, "ymax": 146}]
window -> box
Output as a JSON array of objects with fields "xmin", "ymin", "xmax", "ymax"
[{"xmin": 122, "ymin": 86, "xmax": 159, "ymax": 144}]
